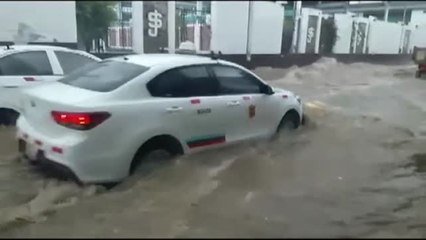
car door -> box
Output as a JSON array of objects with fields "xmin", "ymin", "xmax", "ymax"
[
  {"xmin": 146, "ymin": 65, "xmax": 228, "ymax": 151},
  {"xmin": 210, "ymin": 64, "xmax": 281, "ymax": 141},
  {"xmin": 0, "ymin": 50, "xmax": 59, "ymax": 111},
  {"xmin": 53, "ymin": 50, "xmax": 99, "ymax": 75}
]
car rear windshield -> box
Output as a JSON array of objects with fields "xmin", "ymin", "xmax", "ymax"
[{"xmin": 59, "ymin": 60, "xmax": 149, "ymax": 92}]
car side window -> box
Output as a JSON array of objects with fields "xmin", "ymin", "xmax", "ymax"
[
  {"xmin": 55, "ymin": 51, "xmax": 98, "ymax": 74},
  {"xmin": 0, "ymin": 51, "xmax": 53, "ymax": 76},
  {"xmin": 211, "ymin": 65, "xmax": 262, "ymax": 95},
  {"xmin": 147, "ymin": 65, "xmax": 217, "ymax": 97}
]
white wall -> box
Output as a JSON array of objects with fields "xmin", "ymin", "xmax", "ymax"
[
  {"xmin": 210, "ymin": 1, "xmax": 249, "ymax": 54},
  {"xmin": 249, "ymin": 1, "xmax": 284, "ymax": 54},
  {"xmin": 333, "ymin": 13, "xmax": 353, "ymax": 53},
  {"xmin": 368, "ymin": 20, "xmax": 402, "ymax": 54},
  {"xmin": 410, "ymin": 10, "xmax": 426, "ymax": 27},
  {"xmin": 0, "ymin": 1, "xmax": 77, "ymax": 43},
  {"xmin": 211, "ymin": 1, "xmax": 284, "ymax": 54},
  {"xmin": 410, "ymin": 25, "xmax": 426, "ymax": 49}
]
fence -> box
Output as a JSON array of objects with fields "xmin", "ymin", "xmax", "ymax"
[
  {"xmin": 176, "ymin": 8, "xmax": 211, "ymax": 52},
  {"xmin": 107, "ymin": 21, "xmax": 133, "ymax": 50}
]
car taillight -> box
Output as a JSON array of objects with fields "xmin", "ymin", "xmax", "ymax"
[{"xmin": 51, "ymin": 111, "xmax": 110, "ymax": 130}]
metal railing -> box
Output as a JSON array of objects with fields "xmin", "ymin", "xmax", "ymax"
[{"xmin": 107, "ymin": 20, "xmax": 133, "ymax": 50}]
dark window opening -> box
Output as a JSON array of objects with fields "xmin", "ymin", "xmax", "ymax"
[
  {"xmin": 211, "ymin": 65, "xmax": 262, "ymax": 95},
  {"xmin": 147, "ymin": 65, "xmax": 217, "ymax": 98}
]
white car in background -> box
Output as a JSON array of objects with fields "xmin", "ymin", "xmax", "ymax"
[
  {"xmin": 0, "ymin": 44, "xmax": 100, "ymax": 125},
  {"xmin": 16, "ymin": 54, "xmax": 303, "ymax": 185}
]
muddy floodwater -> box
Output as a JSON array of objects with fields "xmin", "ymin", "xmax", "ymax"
[{"xmin": 1, "ymin": 58, "xmax": 426, "ymax": 237}]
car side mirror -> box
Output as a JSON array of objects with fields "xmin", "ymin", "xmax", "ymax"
[{"xmin": 261, "ymin": 85, "xmax": 274, "ymax": 95}]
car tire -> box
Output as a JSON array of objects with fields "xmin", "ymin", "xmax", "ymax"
[
  {"xmin": 130, "ymin": 146, "xmax": 173, "ymax": 175},
  {"xmin": 0, "ymin": 109, "xmax": 19, "ymax": 127},
  {"xmin": 277, "ymin": 111, "xmax": 300, "ymax": 133}
]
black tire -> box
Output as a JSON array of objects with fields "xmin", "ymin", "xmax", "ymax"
[
  {"xmin": 130, "ymin": 148, "xmax": 172, "ymax": 175},
  {"xmin": 0, "ymin": 109, "xmax": 19, "ymax": 126},
  {"xmin": 277, "ymin": 111, "xmax": 300, "ymax": 133},
  {"xmin": 129, "ymin": 139, "xmax": 181, "ymax": 175}
]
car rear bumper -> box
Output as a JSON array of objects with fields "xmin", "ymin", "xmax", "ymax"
[
  {"xmin": 16, "ymin": 117, "xmax": 129, "ymax": 184},
  {"xmin": 19, "ymin": 142, "xmax": 82, "ymax": 184}
]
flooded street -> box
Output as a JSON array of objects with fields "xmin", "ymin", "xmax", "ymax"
[{"xmin": 1, "ymin": 58, "xmax": 426, "ymax": 237}]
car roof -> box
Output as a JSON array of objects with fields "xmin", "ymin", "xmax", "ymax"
[
  {"xmin": 110, "ymin": 54, "xmax": 220, "ymax": 68},
  {"xmin": 0, "ymin": 44, "xmax": 100, "ymax": 60}
]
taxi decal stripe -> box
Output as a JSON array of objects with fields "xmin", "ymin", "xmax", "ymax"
[{"xmin": 186, "ymin": 134, "xmax": 226, "ymax": 148}]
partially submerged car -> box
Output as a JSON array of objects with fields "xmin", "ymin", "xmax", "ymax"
[
  {"xmin": 16, "ymin": 54, "xmax": 303, "ymax": 184},
  {"xmin": 0, "ymin": 44, "xmax": 100, "ymax": 125}
]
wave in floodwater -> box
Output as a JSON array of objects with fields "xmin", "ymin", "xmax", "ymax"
[
  {"xmin": 256, "ymin": 57, "xmax": 415, "ymax": 102},
  {"xmin": 0, "ymin": 102, "xmax": 327, "ymax": 232}
]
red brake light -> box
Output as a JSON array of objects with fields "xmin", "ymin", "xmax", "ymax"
[{"xmin": 51, "ymin": 111, "xmax": 110, "ymax": 130}]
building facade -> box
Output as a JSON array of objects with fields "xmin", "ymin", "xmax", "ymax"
[
  {"xmin": 107, "ymin": 1, "xmax": 133, "ymax": 50},
  {"xmin": 307, "ymin": 1, "xmax": 426, "ymax": 26}
]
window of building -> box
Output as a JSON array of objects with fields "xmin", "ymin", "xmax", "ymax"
[
  {"xmin": 121, "ymin": 1, "xmax": 132, "ymax": 8},
  {"xmin": 388, "ymin": 9, "xmax": 404, "ymax": 23},
  {"xmin": 363, "ymin": 10, "xmax": 385, "ymax": 20},
  {"xmin": 405, "ymin": 9, "xmax": 412, "ymax": 25}
]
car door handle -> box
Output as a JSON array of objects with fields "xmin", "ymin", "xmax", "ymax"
[
  {"xmin": 166, "ymin": 106, "xmax": 183, "ymax": 112},
  {"xmin": 227, "ymin": 101, "xmax": 240, "ymax": 106}
]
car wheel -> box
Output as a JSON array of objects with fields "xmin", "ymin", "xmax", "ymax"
[
  {"xmin": 0, "ymin": 109, "xmax": 19, "ymax": 127},
  {"xmin": 130, "ymin": 147, "xmax": 173, "ymax": 175},
  {"xmin": 277, "ymin": 111, "xmax": 300, "ymax": 133}
]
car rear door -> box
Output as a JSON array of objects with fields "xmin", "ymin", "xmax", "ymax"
[
  {"xmin": 0, "ymin": 50, "xmax": 60, "ymax": 111},
  {"xmin": 146, "ymin": 65, "xmax": 229, "ymax": 151}
]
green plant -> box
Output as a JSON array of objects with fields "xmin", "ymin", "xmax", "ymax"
[
  {"xmin": 76, "ymin": 1, "xmax": 117, "ymax": 52},
  {"xmin": 319, "ymin": 17, "xmax": 337, "ymax": 54}
]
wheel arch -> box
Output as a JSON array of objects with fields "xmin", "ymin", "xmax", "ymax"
[
  {"xmin": 128, "ymin": 133, "xmax": 185, "ymax": 174},
  {"xmin": 278, "ymin": 108, "xmax": 302, "ymax": 129},
  {"xmin": 0, "ymin": 107, "xmax": 20, "ymax": 126}
]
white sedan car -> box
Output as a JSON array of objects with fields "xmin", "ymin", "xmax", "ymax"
[
  {"xmin": 16, "ymin": 54, "xmax": 303, "ymax": 184},
  {"xmin": 0, "ymin": 44, "xmax": 100, "ymax": 125}
]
